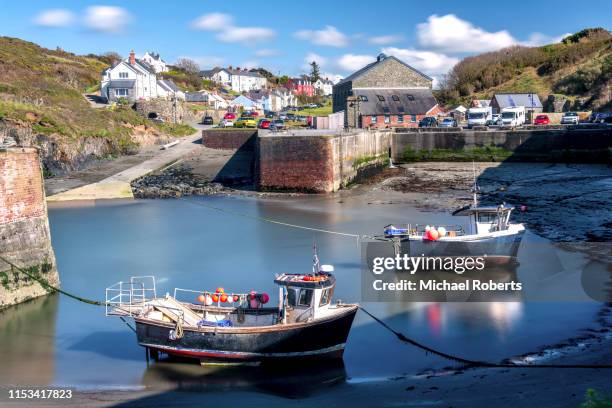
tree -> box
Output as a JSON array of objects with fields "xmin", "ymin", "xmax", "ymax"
[
  {"xmin": 175, "ymin": 58, "xmax": 200, "ymax": 74},
  {"xmin": 102, "ymin": 51, "xmax": 122, "ymax": 66},
  {"xmin": 309, "ymin": 61, "xmax": 321, "ymax": 83}
]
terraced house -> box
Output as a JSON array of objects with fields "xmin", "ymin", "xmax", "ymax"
[{"xmin": 333, "ymin": 53, "xmax": 441, "ymax": 128}]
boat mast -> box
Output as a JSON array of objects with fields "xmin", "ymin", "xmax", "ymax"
[
  {"xmin": 312, "ymin": 240, "xmax": 321, "ymax": 273},
  {"xmin": 471, "ymin": 161, "xmax": 480, "ymax": 207}
]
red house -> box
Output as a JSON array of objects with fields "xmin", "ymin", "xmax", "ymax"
[{"xmin": 288, "ymin": 77, "xmax": 314, "ymax": 97}]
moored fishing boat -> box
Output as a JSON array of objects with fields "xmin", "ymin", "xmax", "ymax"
[{"xmin": 105, "ymin": 257, "xmax": 358, "ymax": 364}]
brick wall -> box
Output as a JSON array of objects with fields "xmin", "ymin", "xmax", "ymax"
[
  {"xmin": 0, "ymin": 148, "xmax": 45, "ymax": 224},
  {"xmin": 0, "ymin": 147, "xmax": 59, "ymax": 309},
  {"xmin": 202, "ymin": 129, "xmax": 257, "ymax": 150}
]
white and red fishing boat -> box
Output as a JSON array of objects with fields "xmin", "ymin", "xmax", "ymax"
[{"xmin": 105, "ymin": 255, "xmax": 358, "ymax": 364}]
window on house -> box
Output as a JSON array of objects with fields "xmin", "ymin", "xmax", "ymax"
[
  {"xmin": 383, "ymin": 107, "xmax": 390, "ymax": 114},
  {"xmin": 115, "ymin": 88, "xmax": 128, "ymax": 97},
  {"xmin": 359, "ymin": 95, "xmax": 368, "ymax": 101},
  {"xmin": 377, "ymin": 95, "xmax": 385, "ymax": 101},
  {"xmin": 392, "ymin": 95, "xmax": 400, "ymax": 101},
  {"xmin": 119, "ymin": 72, "xmax": 128, "ymax": 79},
  {"xmin": 384, "ymin": 115, "xmax": 390, "ymax": 123},
  {"xmin": 407, "ymin": 94, "xmax": 415, "ymax": 101},
  {"xmin": 398, "ymin": 106, "xmax": 405, "ymax": 113},
  {"xmin": 370, "ymin": 116, "xmax": 377, "ymax": 124},
  {"xmin": 411, "ymin": 115, "xmax": 417, "ymax": 122},
  {"xmin": 398, "ymin": 115, "xmax": 404, "ymax": 123}
]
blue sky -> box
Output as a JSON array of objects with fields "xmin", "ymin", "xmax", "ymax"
[{"xmin": 1, "ymin": 0, "xmax": 610, "ymax": 82}]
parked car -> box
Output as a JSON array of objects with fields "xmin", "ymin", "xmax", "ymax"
[
  {"xmin": 219, "ymin": 119, "xmax": 234, "ymax": 127},
  {"xmin": 223, "ymin": 112, "xmax": 237, "ymax": 120},
  {"xmin": 418, "ymin": 117, "xmax": 438, "ymax": 127},
  {"xmin": 590, "ymin": 112, "xmax": 612, "ymax": 123},
  {"xmin": 244, "ymin": 111, "xmax": 259, "ymax": 117},
  {"xmin": 286, "ymin": 113, "xmax": 297, "ymax": 121},
  {"xmin": 490, "ymin": 114, "xmax": 502, "ymax": 125},
  {"xmin": 202, "ymin": 116, "xmax": 214, "ymax": 125},
  {"xmin": 533, "ymin": 114, "xmax": 550, "ymax": 125},
  {"xmin": 270, "ymin": 119, "xmax": 285, "ymax": 131},
  {"xmin": 439, "ymin": 117, "xmax": 457, "ymax": 127},
  {"xmin": 561, "ymin": 111, "xmax": 579, "ymax": 125},
  {"xmin": 257, "ymin": 119, "xmax": 271, "ymax": 129},
  {"xmin": 234, "ymin": 116, "xmax": 257, "ymax": 128},
  {"xmin": 279, "ymin": 114, "xmax": 288, "ymax": 121}
]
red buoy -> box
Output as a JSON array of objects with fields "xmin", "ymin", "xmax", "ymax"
[
  {"xmin": 249, "ymin": 291, "xmax": 257, "ymax": 300},
  {"xmin": 261, "ymin": 293, "xmax": 270, "ymax": 304},
  {"xmin": 216, "ymin": 287, "xmax": 224, "ymax": 293},
  {"xmin": 233, "ymin": 295, "xmax": 239, "ymax": 302}
]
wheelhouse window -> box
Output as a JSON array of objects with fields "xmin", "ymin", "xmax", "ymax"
[
  {"xmin": 477, "ymin": 213, "xmax": 497, "ymax": 223},
  {"xmin": 377, "ymin": 95, "xmax": 385, "ymax": 102},
  {"xmin": 119, "ymin": 72, "xmax": 128, "ymax": 79},
  {"xmin": 320, "ymin": 287, "xmax": 334, "ymax": 306},
  {"xmin": 298, "ymin": 289, "xmax": 313, "ymax": 307},
  {"xmin": 392, "ymin": 95, "xmax": 400, "ymax": 101},
  {"xmin": 115, "ymin": 88, "xmax": 129, "ymax": 97}
]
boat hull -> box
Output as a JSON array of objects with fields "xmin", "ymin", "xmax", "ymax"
[
  {"xmin": 135, "ymin": 305, "xmax": 358, "ymax": 363},
  {"xmin": 399, "ymin": 231, "xmax": 524, "ymax": 263}
]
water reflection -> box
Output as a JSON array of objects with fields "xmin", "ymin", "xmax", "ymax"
[
  {"xmin": 0, "ymin": 294, "xmax": 59, "ymax": 386},
  {"xmin": 142, "ymin": 358, "xmax": 346, "ymax": 399}
]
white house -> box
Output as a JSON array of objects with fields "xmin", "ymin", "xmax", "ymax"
[
  {"xmin": 230, "ymin": 95, "xmax": 261, "ymax": 110},
  {"xmin": 101, "ymin": 51, "xmax": 184, "ymax": 102},
  {"xmin": 141, "ymin": 52, "xmax": 168, "ymax": 73},
  {"xmin": 185, "ymin": 91, "xmax": 228, "ymax": 109},
  {"xmin": 314, "ymin": 78, "xmax": 334, "ymax": 96},
  {"xmin": 201, "ymin": 67, "xmax": 267, "ymax": 93}
]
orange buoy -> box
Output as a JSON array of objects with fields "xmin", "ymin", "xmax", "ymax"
[
  {"xmin": 220, "ymin": 293, "xmax": 228, "ymax": 303},
  {"xmin": 261, "ymin": 293, "xmax": 270, "ymax": 304},
  {"xmin": 197, "ymin": 294, "xmax": 206, "ymax": 303},
  {"xmin": 216, "ymin": 287, "xmax": 224, "ymax": 293},
  {"xmin": 212, "ymin": 294, "xmax": 219, "ymax": 303},
  {"xmin": 429, "ymin": 229, "xmax": 439, "ymax": 240}
]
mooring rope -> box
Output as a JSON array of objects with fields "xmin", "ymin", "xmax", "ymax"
[
  {"xmin": 179, "ymin": 196, "xmax": 367, "ymax": 239},
  {"xmin": 356, "ymin": 305, "xmax": 612, "ymax": 369},
  {"xmin": 0, "ymin": 254, "xmax": 106, "ymax": 306}
]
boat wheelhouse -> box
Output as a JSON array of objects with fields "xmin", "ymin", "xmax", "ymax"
[{"xmin": 106, "ymin": 263, "xmax": 357, "ymax": 364}]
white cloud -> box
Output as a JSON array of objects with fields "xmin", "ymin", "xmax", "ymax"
[
  {"xmin": 294, "ymin": 26, "xmax": 349, "ymax": 47},
  {"xmin": 381, "ymin": 47, "xmax": 459, "ymax": 76},
  {"xmin": 521, "ymin": 32, "xmax": 572, "ymax": 47},
  {"xmin": 190, "ymin": 13, "xmax": 233, "ymax": 31},
  {"xmin": 254, "ymin": 48, "xmax": 279, "ymax": 57},
  {"xmin": 216, "ymin": 26, "xmax": 275, "ymax": 44},
  {"xmin": 368, "ymin": 34, "xmax": 404, "ymax": 45},
  {"xmin": 336, "ymin": 54, "xmax": 376, "ymax": 72},
  {"xmin": 305, "ymin": 52, "xmax": 327, "ymax": 66},
  {"xmin": 33, "ymin": 9, "xmax": 75, "ymax": 27},
  {"xmin": 83, "ymin": 6, "xmax": 130, "ymax": 34},
  {"xmin": 417, "ymin": 14, "xmax": 515, "ymax": 53}
]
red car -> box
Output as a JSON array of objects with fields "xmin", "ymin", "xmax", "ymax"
[
  {"xmin": 534, "ymin": 114, "xmax": 550, "ymax": 125},
  {"xmin": 257, "ymin": 119, "xmax": 271, "ymax": 129},
  {"xmin": 223, "ymin": 112, "xmax": 237, "ymax": 120}
]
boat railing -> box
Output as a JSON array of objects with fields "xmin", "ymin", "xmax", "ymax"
[
  {"xmin": 384, "ymin": 224, "xmax": 465, "ymax": 238},
  {"xmin": 105, "ymin": 276, "xmax": 157, "ymax": 317}
]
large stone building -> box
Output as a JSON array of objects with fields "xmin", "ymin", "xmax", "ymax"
[{"xmin": 333, "ymin": 53, "xmax": 440, "ymax": 128}]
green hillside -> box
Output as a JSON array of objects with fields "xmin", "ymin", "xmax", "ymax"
[
  {"xmin": 0, "ymin": 37, "xmax": 192, "ymax": 148},
  {"xmin": 437, "ymin": 28, "xmax": 612, "ymax": 111}
]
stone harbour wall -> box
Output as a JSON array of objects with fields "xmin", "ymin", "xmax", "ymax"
[
  {"xmin": 135, "ymin": 98, "xmax": 186, "ymax": 123},
  {"xmin": 202, "ymin": 129, "xmax": 257, "ymax": 150},
  {"xmin": 256, "ymin": 130, "xmax": 391, "ymax": 193},
  {"xmin": 0, "ymin": 147, "xmax": 59, "ymax": 309}
]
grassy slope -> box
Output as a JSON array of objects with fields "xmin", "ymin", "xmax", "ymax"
[
  {"xmin": 0, "ymin": 37, "xmax": 193, "ymax": 147},
  {"xmin": 438, "ymin": 28, "xmax": 612, "ymax": 110}
]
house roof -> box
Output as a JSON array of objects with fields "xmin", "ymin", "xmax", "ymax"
[
  {"xmin": 354, "ymin": 89, "xmax": 438, "ymax": 115},
  {"xmin": 107, "ymin": 80, "xmax": 136, "ymax": 88},
  {"xmin": 157, "ymin": 79, "xmax": 181, "ymax": 92},
  {"xmin": 337, "ymin": 54, "xmax": 433, "ymax": 85},
  {"xmin": 200, "ymin": 67, "xmax": 264, "ymax": 78},
  {"xmin": 492, "ymin": 93, "xmax": 543, "ymax": 109}
]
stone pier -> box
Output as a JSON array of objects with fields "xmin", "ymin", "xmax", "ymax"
[{"xmin": 0, "ymin": 147, "xmax": 59, "ymax": 309}]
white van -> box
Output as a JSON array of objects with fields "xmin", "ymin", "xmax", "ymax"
[
  {"xmin": 467, "ymin": 107, "xmax": 493, "ymax": 128},
  {"xmin": 501, "ymin": 106, "xmax": 525, "ymax": 127}
]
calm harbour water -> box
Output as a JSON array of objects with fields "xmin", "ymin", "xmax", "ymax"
[{"xmin": 0, "ymin": 193, "xmax": 603, "ymax": 394}]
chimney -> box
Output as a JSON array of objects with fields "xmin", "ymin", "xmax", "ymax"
[{"xmin": 129, "ymin": 50, "xmax": 136, "ymax": 65}]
